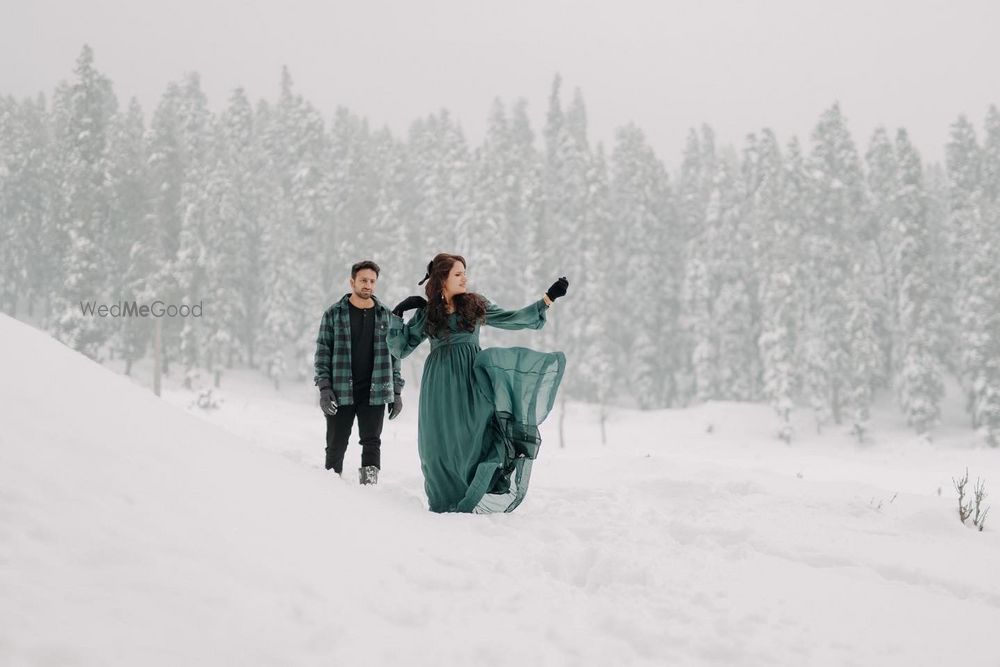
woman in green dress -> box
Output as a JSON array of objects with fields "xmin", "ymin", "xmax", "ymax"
[{"xmin": 389, "ymin": 253, "xmax": 569, "ymax": 513}]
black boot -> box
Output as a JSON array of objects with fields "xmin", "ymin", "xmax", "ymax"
[{"xmin": 359, "ymin": 465, "xmax": 379, "ymax": 485}]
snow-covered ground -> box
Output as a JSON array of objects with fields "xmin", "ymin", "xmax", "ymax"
[{"xmin": 2, "ymin": 312, "xmax": 1000, "ymax": 666}]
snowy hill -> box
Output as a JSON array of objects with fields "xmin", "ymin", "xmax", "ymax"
[{"xmin": 2, "ymin": 312, "xmax": 1000, "ymax": 666}]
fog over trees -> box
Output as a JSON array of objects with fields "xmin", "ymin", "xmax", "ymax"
[{"xmin": 2, "ymin": 47, "xmax": 999, "ymax": 445}]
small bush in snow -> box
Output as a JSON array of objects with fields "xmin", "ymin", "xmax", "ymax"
[
  {"xmin": 953, "ymin": 468, "xmax": 990, "ymax": 531},
  {"xmin": 191, "ymin": 388, "xmax": 222, "ymax": 411},
  {"xmin": 869, "ymin": 493, "xmax": 897, "ymax": 512}
]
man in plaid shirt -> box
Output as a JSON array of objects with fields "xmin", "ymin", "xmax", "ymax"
[{"xmin": 314, "ymin": 260, "xmax": 404, "ymax": 484}]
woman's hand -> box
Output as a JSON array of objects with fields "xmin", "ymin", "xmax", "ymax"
[
  {"xmin": 392, "ymin": 295, "xmax": 428, "ymax": 317},
  {"xmin": 545, "ymin": 277, "xmax": 569, "ymax": 302}
]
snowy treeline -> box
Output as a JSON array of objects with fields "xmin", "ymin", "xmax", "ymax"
[{"xmin": 2, "ymin": 46, "xmax": 1000, "ymax": 444}]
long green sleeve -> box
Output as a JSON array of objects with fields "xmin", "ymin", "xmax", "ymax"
[
  {"xmin": 388, "ymin": 307, "xmax": 428, "ymax": 359},
  {"xmin": 484, "ymin": 299, "xmax": 548, "ymax": 331}
]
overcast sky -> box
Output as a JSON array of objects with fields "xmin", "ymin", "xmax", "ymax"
[{"xmin": 2, "ymin": 0, "xmax": 997, "ymax": 169}]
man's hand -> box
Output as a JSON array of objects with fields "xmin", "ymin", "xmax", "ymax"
[
  {"xmin": 320, "ymin": 387, "xmax": 338, "ymax": 416},
  {"xmin": 388, "ymin": 394, "xmax": 403, "ymax": 420}
]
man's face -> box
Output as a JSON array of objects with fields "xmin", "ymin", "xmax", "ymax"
[{"xmin": 351, "ymin": 269, "xmax": 378, "ymax": 299}]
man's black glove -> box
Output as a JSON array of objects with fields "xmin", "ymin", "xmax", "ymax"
[
  {"xmin": 545, "ymin": 277, "xmax": 569, "ymax": 301},
  {"xmin": 392, "ymin": 296, "xmax": 428, "ymax": 317},
  {"xmin": 318, "ymin": 381, "xmax": 338, "ymax": 416},
  {"xmin": 388, "ymin": 393, "xmax": 403, "ymax": 420}
]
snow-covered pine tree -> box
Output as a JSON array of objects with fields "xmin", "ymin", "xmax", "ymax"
[
  {"xmin": 681, "ymin": 146, "xmax": 756, "ymax": 406},
  {"xmin": 805, "ymin": 103, "xmax": 873, "ymax": 429},
  {"xmin": 508, "ymin": 99, "xmax": 544, "ymax": 306},
  {"xmin": 366, "ymin": 127, "xmax": 410, "ymax": 305},
  {"xmin": 440, "ymin": 116, "xmax": 473, "ymax": 259},
  {"xmin": 922, "ymin": 162, "xmax": 955, "ymax": 376},
  {"xmin": 49, "ymin": 45, "xmax": 117, "ymax": 359},
  {"xmin": 755, "ymin": 129, "xmax": 800, "ymax": 442},
  {"xmin": 0, "ymin": 94, "xmax": 53, "ymax": 318},
  {"xmin": 682, "ymin": 157, "xmax": 725, "ymax": 405},
  {"xmin": 577, "ymin": 144, "xmax": 616, "ymax": 438},
  {"xmin": 848, "ymin": 247, "xmax": 885, "ymax": 440},
  {"xmin": 683, "ymin": 253, "xmax": 716, "ymax": 404},
  {"xmin": 538, "ymin": 77, "xmax": 587, "ymax": 356},
  {"xmin": 778, "ymin": 134, "xmax": 820, "ymax": 434},
  {"xmin": 845, "ymin": 269, "xmax": 882, "ymax": 443},
  {"xmin": 0, "ymin": 96, "xmax": 14, "ymax": 313},
  {"xmin": 945, "ymin": 116, "xmax": 985, "ymax": 427},
  {"xmin": 560, "ymin": 88, "xmax": 594, "ymax": 290},
  {"xmin": 550, "ymin": 88, "xmax": 594, "ymax": 425},
  {"xmin": 963, "ymin": 201, "xmax": 1000, "ymax": 445},
  {"xmin": 326, "ymin": 106, "xmax": 375, "ymax": 286},
  {"xmin": 257, "ymin": 86, "xmax": 295, "ymax": 388},
  {"xmin": 610, "ymin": 124, "xmax": 674, "ymax": 408},
  {"xmin": 674, "ymin": 126, "xmax": 718, "ymax": 404},
  {"xmin": 146, "ymin": 81, "xmax": 191, "ymax": 376},
  {"xmin": 970, "ymin": 108, "xmax": 1000, "ymax": 445},
  {"xmin": 783, "ymin": 136, "xmax": 811, "ymax": 344},
  {"xmin": 465, "ymin": 96, "xmax": 543, "ymax": 310},
  {"xmin": 532, "ymin": 82, "xmax": 597, "ymax": 441},
  {"xmin": 406, "ymin": 110, "xmax": 471, "ymax": 268},
  {"xmin": 288, "ymin": 99, "xmax": 330, "ymax": 383},
  {"xmin": 537, "ymin": 74, "xmax": 565, "ymax": 300},
  {"xmin": 105, "ymin": 97, "xmax": 151, "ymax": 374},
  {"xmin": 741, "ymin": 134, "xmax": 768, "ymax": 404},
  {"xmin": 713, "ymin": 147, "xmax": 757, "ymax": 402},
  {"xmin": 388, "ymin": 123, "xmax": 427, "ymax": 296},
  {"xmin": 983, "ymin": 106, "xmax": 1000, "ymax": 202},
  {"xmin": 172, "ymin": 73, "xmax": 215, "ymax": 387},
  {"xmin": 894, "ymin": 128, "xmax": 944, "ymax": 436},
  {"xmin": 258, "ymin": 68, "xmax": 328, "ymax": 387},
  {"xmin": 864, "ymin": 127, "xmax": 901, "ymax": 381},
  {"xmin": 468, "ymin": 99, "xmax": 512, "ymax": 299},
  {"xmin": 105, "ymin": 99, "xmax": 148, "ymax": 307},
  {"xmin": 199, "ymin": 87, "xmax": 266, "ymax": 386}
]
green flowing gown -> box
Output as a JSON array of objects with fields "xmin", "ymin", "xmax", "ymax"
[{"xmin": 388, "ymin": 299, "xmax": 566, "ymax": 513}]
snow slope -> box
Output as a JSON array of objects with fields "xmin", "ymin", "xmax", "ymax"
[{"xmin": 2, "ymin": 313, "xmax": 1000, "ymax": 666}]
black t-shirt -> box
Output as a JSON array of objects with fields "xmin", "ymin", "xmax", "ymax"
[{"xmin": 348, "ymin": 300, "xmax": 377, "ymax": 400}]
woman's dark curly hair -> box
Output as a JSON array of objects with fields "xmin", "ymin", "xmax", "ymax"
[{"xmin": 423, "ymin": 253, "xmax": 487, "ymax": 338}]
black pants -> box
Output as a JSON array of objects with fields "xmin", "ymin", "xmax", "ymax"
[{"xmin": 325, "ymin": 402, "xmax": 385, "ymax": 473}]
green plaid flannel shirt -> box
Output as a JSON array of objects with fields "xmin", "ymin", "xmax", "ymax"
[{"xmin": 313, "ymin": 294, "xmax": 404, "ymax": 405}]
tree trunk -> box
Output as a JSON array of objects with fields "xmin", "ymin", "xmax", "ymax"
[
  {"xmin": 831, "ymin": 384, "xmax": 842, "ymax": 424},
  {"xmin": 599, "ymin": 404, "xmax": 607, "ymax": 446},
  {"xmin": 153, "ymin": 317, "xmax": 162, "ymax": 397}
]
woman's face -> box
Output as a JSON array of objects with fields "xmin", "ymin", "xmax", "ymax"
[{"xmin": 442, "ymin": 261, "xmax": 467, "ymax": 298}]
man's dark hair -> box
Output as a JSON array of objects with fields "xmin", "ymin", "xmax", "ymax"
[{"xmin": 351, "ymin": 260, "xmax": 381, "ymax": 278}]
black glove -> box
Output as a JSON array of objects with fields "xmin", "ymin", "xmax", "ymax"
[
  {"xmin": 319, "ymin": 386, "xmax": 338, "ymax": 416},
  {"xmin": 388, "ymin": 393, "xmax": 402, "ymax": 420},
  {"xmin": 392, "ymin": 296, "xmax": 428, "ymax": 317},
  {"xmin": 545, "ymin": 277, "xmax": 569, "ymax": 301}
]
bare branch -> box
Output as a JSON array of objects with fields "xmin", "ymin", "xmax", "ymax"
[
  {"xmin": 954, "ymin": 468, "xmax": 972, "ymax": 523},
  {"xmin": 976, "ymin": 506, "xmax": 990, "ymax": 532},
  {"xmin": 973, "ymin": 477, "xmax": 988, "ymax": 526}
]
